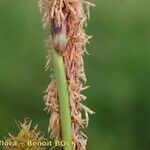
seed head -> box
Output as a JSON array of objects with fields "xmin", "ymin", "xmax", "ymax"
[{"xmin": 4, "ymin": 119, "xmax": 46, "ymax": 150}]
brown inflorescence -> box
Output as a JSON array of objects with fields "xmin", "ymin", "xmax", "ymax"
[{"xmin": 39, "ymin": 0, "xmax": 95, "ymax": 149}]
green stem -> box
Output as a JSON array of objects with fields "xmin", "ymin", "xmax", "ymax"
[{"xmin": 52, "ymin": 49, "xmax": 72, "ymax": 150}]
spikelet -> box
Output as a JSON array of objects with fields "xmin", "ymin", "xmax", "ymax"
[
  {"xmin": 39, "ymin": 0, "xmax": 95, "ymax": 149},
  {"xmin": 3, "ymin": 119, "xmax": 46, "ymax": 150}
]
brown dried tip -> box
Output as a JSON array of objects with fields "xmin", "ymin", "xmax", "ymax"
[
  {"xmin": 39, "ymin": 0, "xmax": 95, "ymax": 149},
  {"xmin": 51, "ymin": 21, "xmax": 69, "ymax": 53},
  {"xmin": 3, "ymin": 119, "xmax": 46, "ymax": 150}
]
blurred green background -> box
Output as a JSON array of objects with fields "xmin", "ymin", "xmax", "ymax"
[{"xmin": 0, "ymin": 0, "xmax": 150, "ymax": 149}]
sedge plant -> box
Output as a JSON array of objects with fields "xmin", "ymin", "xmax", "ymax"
[
  {"xmin": 2, "ymin": 1, "xmax": 95, "ymax": 150},
  {"xmin": 39, "ymin": 0, "xmax": 95, "ymax": 150}
]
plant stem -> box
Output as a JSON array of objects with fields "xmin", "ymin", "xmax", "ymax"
[{"xmin": 52, "ymin": 49, "xmax": 72, "ymax": 150}]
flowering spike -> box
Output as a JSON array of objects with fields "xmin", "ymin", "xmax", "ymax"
[
  {"xmin": 39, "ymin": 0, "xmax": 95, "ymax": 149},
  {"xmin": 3, "ymin": 119, "xmax": 46, "ymax": 150}
]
